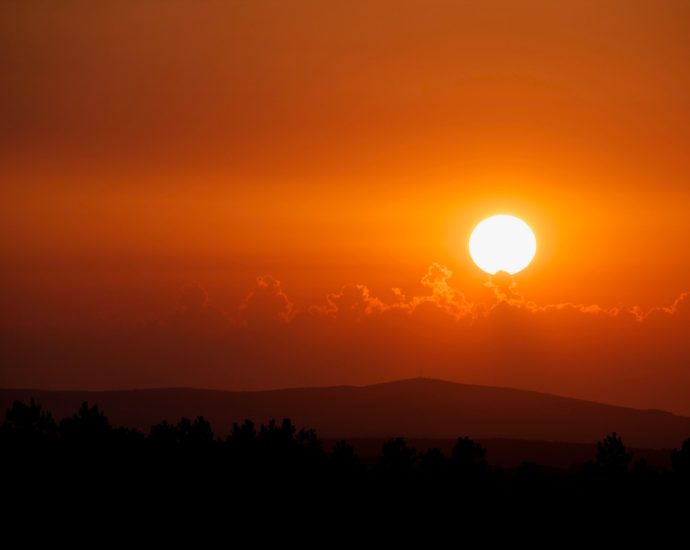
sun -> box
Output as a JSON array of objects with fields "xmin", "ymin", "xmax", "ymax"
[{"xmin": 469, "ymin": 215, "xmax": 537, "ymax": 275}]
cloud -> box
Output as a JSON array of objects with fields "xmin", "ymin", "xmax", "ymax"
[
  {"xmin": 309, "ymin": 284, "xmax": 386, "ymax": 322},
  {"xmin": 484, "ymin": 271, "xmax": 524, "ymax": 306},
  {"xmin": 307, "ymin": 262, "xmax": 474, "ymax": 322},
  {"xmin": 646, "ymin": 292, "xmax": 690, "ymax": 320},
  {"xmin": 172, "ymin": 283, "xmax": 233, "ymax": 331},
  {"xmin": 239, "ymin": 275, "xmax": 294, "ymax": 327},
  {"xmin": 410, "ymin": 262, "xmax": 475, "ymax": 319},
  {"xmin": 180, "ymin": 264, "xmax": 689, "ymax": 334},
  {"xmin": 3, "ymin": 263, "xmax": 690, "ymax": 416}
]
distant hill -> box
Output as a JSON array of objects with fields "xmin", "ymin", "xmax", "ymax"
[{"xmin": 1, "ymin": 378, "xmax": 689, "ymax": 451}]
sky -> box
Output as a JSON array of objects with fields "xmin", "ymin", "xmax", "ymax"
[{"xmin": 2, "ymin": 1, "xmax": 690, "ymax": 414}]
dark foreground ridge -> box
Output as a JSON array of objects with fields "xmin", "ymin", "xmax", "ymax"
[
  {"xmin": 3, "ymin": 396, "xmax": 690, "ymax": 523},
  {"xmin": 2, "ymin": 377, "xmax": 689, "ymax": 448}
]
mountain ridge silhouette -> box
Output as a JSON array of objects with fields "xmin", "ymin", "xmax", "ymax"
[{"xmin": 2, "ymin": 377, "xmax": 688, "ymax": 449}]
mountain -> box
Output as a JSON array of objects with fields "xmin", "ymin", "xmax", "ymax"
[{"xmin": 1, "ymin": 377, "xmax": 689, "ymax": 450}]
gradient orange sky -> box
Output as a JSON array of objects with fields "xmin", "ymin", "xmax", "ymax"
[{"xmin": 2, "ymin": 1, "xmax": 690, "ymax": 414}]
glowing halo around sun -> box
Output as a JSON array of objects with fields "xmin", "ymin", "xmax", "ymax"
[{"xmin": 469, "ymin": 215, "xmax": 537, "ymax": 275}]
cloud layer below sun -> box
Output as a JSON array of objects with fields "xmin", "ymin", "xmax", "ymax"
[{"xmin": 2, "ymin": 263, "xmax": 689, "ymax": 416}]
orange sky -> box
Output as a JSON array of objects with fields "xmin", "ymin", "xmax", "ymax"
[{"xmin": 2, "ymin": 1, "xmax": 690, "ymax": 414}]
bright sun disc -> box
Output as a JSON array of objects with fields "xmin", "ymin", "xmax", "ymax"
[{"xmin": 469, "ymin": 215, "xmax": 537, "ymax": 275}]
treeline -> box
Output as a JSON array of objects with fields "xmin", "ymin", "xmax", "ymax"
[{"xmin": 2, "ymin": 398, "xmax": 690, "ymax": 515}]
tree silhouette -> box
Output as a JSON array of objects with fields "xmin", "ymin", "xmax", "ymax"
[
  {"xmin": 149, "ymin": 420, "xmax": 180, "ymax": 447},
  {"xmin": 177, "ymin": 416, "xmax": 215, "ymax": 447},
  {"xmin": 227, "ymin": 419, "xmax": 257, "ymax": 447},
  {"xmin": 225, "ymin": 419, "xmax": 258, "ymax": 461},
  {"xmin": 295, "ymin": 426, "xmax": 322, "ymax": 461},
  {"xmin": 595, "ymin": 432, "xmax": 632, "ymax": 473},
  {"xmin": 417, "ymin": 447, "xmax": 452, "ymax": 482},
  {"xmin": 3, "ymin": 397, "xmax": 690, "ymax": 514},
  {"xmin": 671, "ymin": 437, "xmax": 690, "ymax": 477},
  {"xmin": 331, "ymin": 439, "xmax": 355, "ymax": 460},
  {"xmin": 149, "ymin": 416, "xmax": 214, "ymax": 448},
  {"xmin": 251, "ymin": 418, "xmax": 326, "ymax": 482},
  {"xmin": 1, "ymin": 398, "xmax": 57, "ymax": 445},
  {"xmin": 451, "ymin": 436, "xmax": 487, "ymax": 471},
  {"xmin": 59, "ymin": 402, "xmax": 112, "ymax": 444},
  {"xmin": 329, "ymin": 439, "xmax": 362, "ymax": 476},
  {"xmin": 258, "ymin": 417, "xmax": 298, "ymax": 460},
  {"xmin": 376, "ymin": 437, "xmax": 417, "ymax": 478}
]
